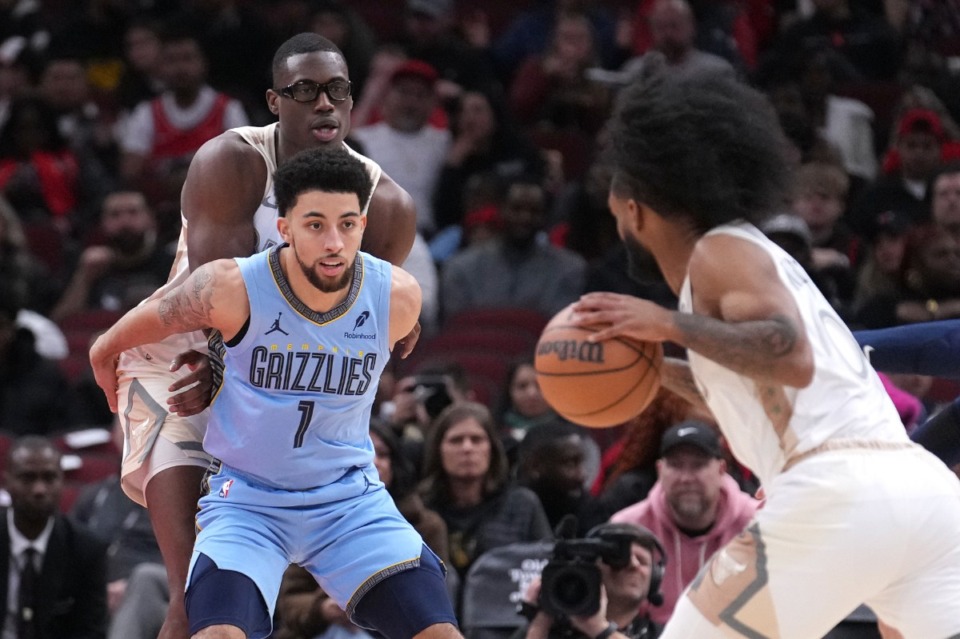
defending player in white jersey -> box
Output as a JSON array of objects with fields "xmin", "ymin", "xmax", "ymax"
[
  {"xmin": 573, "ymin": 55, "xmax": 960, "ymax": 638},
  {"xmin": 111, "ymin": 33, "xmax": 418, "ymax": 639}
]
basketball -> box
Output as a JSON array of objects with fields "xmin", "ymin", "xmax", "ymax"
[{"xmin": 534, "ymin": 305, "xmax": 663, "ymax": 428}]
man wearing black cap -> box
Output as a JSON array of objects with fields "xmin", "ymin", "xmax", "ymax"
[
  {"xmin": 516, "ymin": 522, "xmax": 665, "ymax": 639},
  {"xmin": 609, "ymin": 421, "xmax": 759, "ymax": 626}
]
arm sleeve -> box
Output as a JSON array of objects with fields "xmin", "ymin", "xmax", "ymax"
[{"xmin": 854, "ymin": 320, "xmax": 960, "ymax": 379}]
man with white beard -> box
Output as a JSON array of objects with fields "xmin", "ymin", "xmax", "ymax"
[{"xmin": 610, "ymin": 421, "xmax": 758, "ymax": 625}]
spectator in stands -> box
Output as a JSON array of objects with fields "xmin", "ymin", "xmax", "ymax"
[
  {"xmin": 118, "ymin": 26, "xmax": 249, "ymax": 211},
  {"xmin": 0, "ymin": 96, "xmax": 83, "ymax": 233},
  {"xmin": 433, "ymin": 86, "xmax": 545, "ymax": 233},
  {"xmin": 611, "ymin": 421, "xmax": 760, "ymax": 625},
  {"xmin": 851, "ymin": 209, "xmax": 913, "ymax": 322},
  {"xmin": 516, "ymin": 420, "xmax": 606, "ymax": 535},
  {"xmin": 177, "ymin": 0, "xmax": 274, "ymax": 125},
  {"xmin": 351, "ymin": 59, "xmax": 450, "ymax": 237},
  {"xmin": 932, "ymin": 163, "xmax": 960, "ymax": 242},
  {"xmin": 851, "ymin": 108, "xmax": 945, "ymax": 234},
  {"xmin": 509, "ymin": 10, "xmax": 613, "ymax": 136},
  {"xmin": 766, "ymin": 0, "xmax": 901, "ymax": 81},
  {"xmin": 115, "ymin": 19, "xmax": 165, "ymax": 113},
  {"xmin": 491, "ymin": 0, "xmax": 624, "ymax": 82},
  {"xmin": 855, "ymin": 223, "xmax": 960, "ymax": 327},
  {"xmin": 789, "ymin": 161, "xmax": 860, "ymax": 273},
  {"xmin": 37, "ymin": 51, "xmax": 117, "ymax": 200},
  {"xmin": 515, "ymin": 522, "xmax": 665, "ymax": 639},
  {"xmin": 273, "ymin": 419, "xmax": 449, "ymax": 639},
  {"xmin": 620, "ymin": 0, "xmax": 738, "ymax": 82},
  {"xmin": 2, "ymin": 435, "xmax": 108, "ymax": 638},
  {"xmin": 399, "ymin": 0, "xmax": 497, "ymax": 102},
  {"xmin": 792, "ymin": 47, "xmax": 878, "ymax": 184},
  {"xmin": 497, "ymin": 359, "xmax": 558, "ymax": 443},
  {"xmin": 50, "ymin": 189, "xmax": 172, "ymax": 323},
  {"xmin": 440, "ymin": 176, "xmax": 587, "ymax": 321},
  {"xmin": 420, "ymin": 402, "xmax": 552, "ymax": 587},
  {"xmin": 0, "ymin": 285, "xmax": 69, "ymax": 436},
  {"xmin": 628, "ymin": 0, "xmax": 759, "ymax": 72},
  {"xmin": 591, "ymin": 389, "xmax": 700, "ymax": 521}
]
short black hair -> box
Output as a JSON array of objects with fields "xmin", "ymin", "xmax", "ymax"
[
  {"xmin": 606, "ymin": 54, "xmax": 792, "ymax": 232},
  {"xmin": 273, "ymin": 148, "xmax": 372, "ymax": 217},
  {"xmin": 8, "ymin": 435, "xmax": 60, "ymax": 467},
  {"xmin": 518, "ymin": 420, "xmax": 581, "ymax": 465},
  {"xmin": 271, "ymin": 33, "xmax": 345, "ymax": 85}
]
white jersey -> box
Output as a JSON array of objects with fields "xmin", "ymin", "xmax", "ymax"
[
  {"xmin": 126, "ymin": 123, "xmax": 383, "ymax": 365},
  {"xmin": 678, "ymin": 222, "xmax": 908, "ymax": 488}
]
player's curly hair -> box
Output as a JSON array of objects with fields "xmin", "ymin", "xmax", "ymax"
[
  {"xmin": 606, "ymin": 54, "xmax": 792, "ymax": 232},
  {"xmin": 272, "ymin": 33, "xmax": 345, "ymax": 84},
  {"xmin": 273, "ymin": 147, "xmax": 372, "ymax": 216}
]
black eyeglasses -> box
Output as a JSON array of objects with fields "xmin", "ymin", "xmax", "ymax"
[{"xmin": 276, "ymin": 79, "xmax": 352, "ymax": 103}]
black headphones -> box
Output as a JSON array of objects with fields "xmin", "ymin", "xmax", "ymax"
[{"xmin": 586, "ymin": 522, "xmax": 667, "ymax": 606}]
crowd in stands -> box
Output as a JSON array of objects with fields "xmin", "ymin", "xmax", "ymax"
[{"xmin": 2, "ymin": 0, "xmax": 960, "ymax": 637}]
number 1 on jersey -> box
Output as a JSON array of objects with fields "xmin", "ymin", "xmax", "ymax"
[{"xmin": 294, "ymin": 400, "xmax": 314, "ymax": 448}]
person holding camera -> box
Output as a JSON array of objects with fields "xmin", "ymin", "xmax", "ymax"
[{"xmin": 514, "ymin": 523, "xmax": 665, "ymax": 639}]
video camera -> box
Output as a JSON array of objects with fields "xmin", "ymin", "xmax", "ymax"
[{"xmin": 538, "ymin": 525, "xmax": 635, "ymax": 618}]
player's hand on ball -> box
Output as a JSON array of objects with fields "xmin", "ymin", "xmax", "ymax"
[
  {"xmin": 573, "ymin": 292, "xmax": 674, "ymax": 344},
  {"xmin": 167, "ymin": 350, "xmax": 213, "ymax": 416}
]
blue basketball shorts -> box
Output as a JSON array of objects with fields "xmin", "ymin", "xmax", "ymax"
[{"xmin": 188, "ymin": 463, "xmax": 429, "ymax": 627}]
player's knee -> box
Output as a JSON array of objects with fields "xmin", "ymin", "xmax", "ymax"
[
  {"xmin": 185, "ymin": 553, "xmax": 271, "ymax": 638},
  {"xmin": 351, "ymin": 545, "xmax": 459, "ymax": 639}
]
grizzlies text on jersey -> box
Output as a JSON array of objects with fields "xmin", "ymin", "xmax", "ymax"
[{"xmin": 205, "ymin": 245, "xmax": 392, "ymax": 490}]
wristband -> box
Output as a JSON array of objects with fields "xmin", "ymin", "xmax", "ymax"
[{"xmin": 594, "ymin": 622, "xmax": 618, "ymax": 639}]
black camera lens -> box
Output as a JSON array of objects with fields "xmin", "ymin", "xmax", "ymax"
[{"xmin": 540, "ymin": 562, "xmax": 602, "ymax": 618}]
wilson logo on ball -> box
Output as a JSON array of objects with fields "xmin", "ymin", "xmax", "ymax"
[{"xmin": 536, "ymin": 339, "xmax": 605, "ymax": 364}]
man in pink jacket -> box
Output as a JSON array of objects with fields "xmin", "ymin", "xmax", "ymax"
[{"xmin": 610, "ymin": 420, "xmax": 759, "ymax": 625}]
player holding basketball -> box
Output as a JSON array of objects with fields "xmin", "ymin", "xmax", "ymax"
[
  {"xmin": 572, "ymin": 57, "xmax": 960, "ymax": 638},
  {"xmin": 91, "ymin": 148, "xmax": 461, "ymax": 639},
  {"xmin": 112, "ymin": 34, "xmax": 417, "ymax": 639}
]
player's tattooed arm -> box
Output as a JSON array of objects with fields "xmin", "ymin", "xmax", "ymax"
[
  {"xmin": 661, "ymin": 358, "xmax": 710, "ymax": 413},
  {"xmin": 158, "ymin": 264, "xmax": 216, "ymax": 331},
  {"xmin": 671, "ymin": 312, "xmax": 812, "ymax": 387}
]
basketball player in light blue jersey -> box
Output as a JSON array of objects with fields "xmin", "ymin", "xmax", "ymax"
[
  {"xmin": 90, "ymin": 148, "xmax": 461, "ymax": 639},
  {"xmin": 114, "ymin": 33, "xmax": 419, "ymax": 639}
]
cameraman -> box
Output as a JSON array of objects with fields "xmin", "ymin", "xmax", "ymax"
[{"xmin": 514, "ymin": 523, "xmax": 664, "ymax": 639}]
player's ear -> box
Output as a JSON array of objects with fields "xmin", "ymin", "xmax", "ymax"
[
  {"xmin": 277, "ymin": 216, "xmax": 291, "ymax": 242},
  {"xmin": 267, "ymin": 89, "xmax": 280, "ymax": 116},
  {"xmin": 626, "ymin": 199, "xmax": 647, "ymax": 235}
]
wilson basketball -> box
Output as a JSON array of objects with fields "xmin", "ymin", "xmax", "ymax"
[{"xmin": 534, "ymin": 306, "xmax": 663, "ymax": 428}]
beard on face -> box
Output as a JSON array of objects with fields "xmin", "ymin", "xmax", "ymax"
[
  {"xmin": 668, "ymin": 491, "xmax": 709, "ymax": 522},
  {"xmin": 107, "ymin": 229, "xmax": 149, "ymax": 256},
  {"xmin": 623, "ymin": 232, "xmax": 659, "ymax": 283},
  {"xmin": 296, "ymin": 249, "xmax": 355, "ymax": 293}
]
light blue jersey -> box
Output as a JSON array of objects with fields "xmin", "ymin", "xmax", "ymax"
[{"xmin": 205, "ymin": 244, "xmax": 392, "ymax": 490}]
